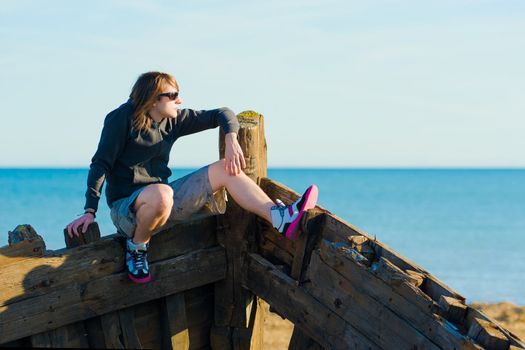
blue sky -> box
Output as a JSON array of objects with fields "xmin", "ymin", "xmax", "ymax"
[{"xmin": 1, "ymin": 0, "xmax": 524, "ymax": 167}]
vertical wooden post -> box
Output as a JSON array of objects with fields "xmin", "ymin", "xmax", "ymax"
[
  {"xmin": 212, "ymin": 111, "xmax": 267, "ymax": 350},
  {"xmin": 160, "ymin": 293, "xmax": 190, "ymax": 350},
  {"xmin": 64, "ymin": 222, "xmax": 101, "ymax": 248}
]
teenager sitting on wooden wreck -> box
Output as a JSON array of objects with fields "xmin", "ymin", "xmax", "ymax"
[{"xmin": 66, "ymin": 71, "xmax": 318, "ymax": 284}]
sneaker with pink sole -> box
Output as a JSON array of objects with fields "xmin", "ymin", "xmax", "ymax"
[{"xmin": 270, "ymin": 184, "xmax": 318, "ymax": 239}]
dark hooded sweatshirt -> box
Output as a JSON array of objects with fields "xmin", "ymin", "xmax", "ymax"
[{"xmin": 84, "ymin": 99, "xmax": 240, "ymax": 211}]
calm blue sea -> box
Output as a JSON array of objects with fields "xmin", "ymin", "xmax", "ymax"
[{"xmin": 1, "ymin": 168, "xmax": 524, "ymax": 305}]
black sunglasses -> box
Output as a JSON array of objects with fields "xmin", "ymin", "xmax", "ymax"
[{"xmin": 157, "ymin": 92, "xmax": 179, "ymax": 100}]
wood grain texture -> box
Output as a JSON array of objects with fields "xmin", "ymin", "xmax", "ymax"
[
  {"xmin": 63, "ymin": 222, "xmax": 101, "ymax": 248},
  {"xmin": 0, "ymin": 218, "xmax": 217, "ymax": 308},
  {"xmin": 214, "ymin": 111, "xmax": 267, "ymax": 350},
  {"xmin": 0, "ymin": 247, "xmax": 226, "ymax": 344},
  {"xmin": 317, "ymin": 240, "xmax": 481, "ymax": 350},
  {"xmin": 243, "ymin": 252, "xmax": 380, "ymax": 350}
]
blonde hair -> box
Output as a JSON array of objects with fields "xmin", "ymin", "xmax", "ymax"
[{"xmin": 129, "ymin": 72, "xmax": 179, "ymax": 131}]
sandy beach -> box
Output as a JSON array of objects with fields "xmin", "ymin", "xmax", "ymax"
[{"xmin": 262, "ymin": 301, "xmax": 525, "ymax": 349}]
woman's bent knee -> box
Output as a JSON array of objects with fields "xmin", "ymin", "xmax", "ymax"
[
  {"xmin": 208, "ymin": 160, "xmax": 227, "ymax": 189},
  {"xmin": 208, "ymin": 159, "xmax": 245, "ymax": 189},
  {"xmin": 136, "ymin": 184, "xmax": 174, "ymax": 214}
]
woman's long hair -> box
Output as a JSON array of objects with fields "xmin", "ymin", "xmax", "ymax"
[{"xmin": 129, "ymin": 72, "xmax": 179, "ymax": 131}]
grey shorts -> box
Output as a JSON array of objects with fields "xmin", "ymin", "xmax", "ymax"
[{"xmin": 110, "ymin": 165, "xmax": 226, "ymax": 238}]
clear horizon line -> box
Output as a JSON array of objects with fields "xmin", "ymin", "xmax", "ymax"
[{"xmin": 1, "ymin": 166, "xmax": 524, "ymax": 170}]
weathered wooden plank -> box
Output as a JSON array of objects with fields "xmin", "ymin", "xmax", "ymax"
[
  {"xmin": 318, "ymin": 240, "xmax": 480, "ymax": 350},
  {"xmin": 347, "ymin": 235, "xmax": 375, "ymax": 262},
  {"xmin": 189, "ymin": 321, "xmax": 214, "ymax": 348},
  {"xmin": 35, "ymin": 315, "xmax": 96, "ymax": 349},
  {"xmin": 0, "ymin": 238, "xmax": 46, "ymax": 267},
  {"xmin": 0, "ymin": 218, "xmax": 217, "ymax": 307},
  {"xmin": 29, "ymin": 331, "xmax": 51, "ymax": 348},
  {"xmin": 372, "ymin": 257, "xmax": 425, "ymax": 289},
  {"xmin": 259, "ymin": 230, "xmax": 294, "ymax": 266},
  {"xmin": 100, "ymin": 311, "xmax": 124, "ymax": 349},
  {"xmin": 0, "ymin": 337, "xmax": 31, "ymax": 348},
  {"xmin": 290, "ymin": 210, "xmax": 323, "ymax": 283},
  {"xmin": 290, "ymin": 225, "xmax": 308, "ymax": 281},
  {"xmin": 1, "ymin": 225, "xmax": 46, "ymax": 269},
  {"xmin": 186, "ymin": 321, "xmax": 213, "ymax": 350},
  {"xmin": 8, "ymin": 224, "xmax": 42, "ymax": 244},
  {"xmin": 243, "ymin": 252, "xmax": 380, "ymax": 350},
  {"xmin": 406, "ymin": 269, "xmax": 426, "ymax": 287},
  {"xmin": 288, "ymin": 327, "xmax": 324, "ymax": 350},
  {"xmin": 184, "ymin": 285, "xmax": 215, "ymax": 350},
  {"xmin": 308, "ymin": 251, "xmax": 441, "ymax": 350},
  {"xmin": 232, "ymin": 326, "xmax": 251, "ymax": 350},
  {"xmin": 247, "ymin": 296, "xmax": 265, "ymax": 350},
  {"xmin": 261, "ymin": 178, "xmax": 466, "ymax": 304},
  {"xmin": 42, "ymin": 218, "xmax": 102, "ymax": 350},
  {"xmin": 134, "ymin": 299, "xmax": 162, "ymax": 350},
  {"xmin": 210, "ymin": 325, "xmax": 233, "ymax": 350},
  {"xmin": 118, "ymin": 307, "xmax": 143, "ymax": 349},
  {"xmin": 258, "ymin": 210, "xmax": 324, "ymax": 276},
  {"xmin": 12, "ymin": 225, "xmax": 90, "ymax": 349},
  {"xmin": 467, "ymin": 317, "xmax": 509, "ymax": 350},
  {"xmin": 84, "ymin": 316, "xmax": 106, "ymax": 349},
  {"xmin": 0, "ymin": 247, "xmax": 226, "ymax": 344},
  {"xmin": 439, "ymin": 296, "xmax": 468, "ymax": 325},
  {"xmin": 63, "ymin": 222, "xmax": 101, "ymax": 248},
  {"xmin": 49, "ymin": 322, "xmax": 89, "ymax": 348},
  {"xmin": 260, "ymin": 177, "xmax": 525, "ymax": 349},
  {"xmin": 161, "ymin": 293, "xmax": 189, "ymax": 350},
  {"xmin": 322, "ymin": 210, "xmax": 465, "ymax": 304},
  {"xmin": 465, "ymin": 307, "xmax": 525, "ymax": 349},
  {"xmin": 49, "ymin": 218, "xmax": 107, "ymax": 350},
  {"xmin": 258, "ymin": 219, "xmax": 297, "ymax": 258},
  {"xmin": 148, "ymin": 216, "xmax": 218, "ymax": 261},
  {"xmin": 228, "ymin": 294, "xmax": 266, "ymax": 350}
]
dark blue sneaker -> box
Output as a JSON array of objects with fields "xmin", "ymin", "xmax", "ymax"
[{"xmin": 126, "ymin": 239, "xmax": 151, "ymax": 283}]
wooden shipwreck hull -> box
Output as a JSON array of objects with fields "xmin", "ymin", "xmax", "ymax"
[{"xmin": 0, "ymin": 112, "xmax": 523, "ymax": 349}]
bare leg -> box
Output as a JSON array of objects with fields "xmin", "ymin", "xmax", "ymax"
[
  {"xmin": 132, "ymin": 184, "xmax": 174, "ymax": 244},
  {"xmin": 208, "ymin": 159, "xmax": 274, "ymax": 222}
]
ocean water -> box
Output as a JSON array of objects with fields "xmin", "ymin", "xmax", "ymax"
[{"xmin": 1, "ymin": 168, "xmax": 524, "ymax": 305}]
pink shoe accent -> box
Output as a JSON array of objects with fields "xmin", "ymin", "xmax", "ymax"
[
  {"xmin": 285, "ymin": 185, "xmax": 318, "ymax": 239},
  {"xmin": 128, "ymin": 273, "xmax": 152, "ymax": 284}
]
